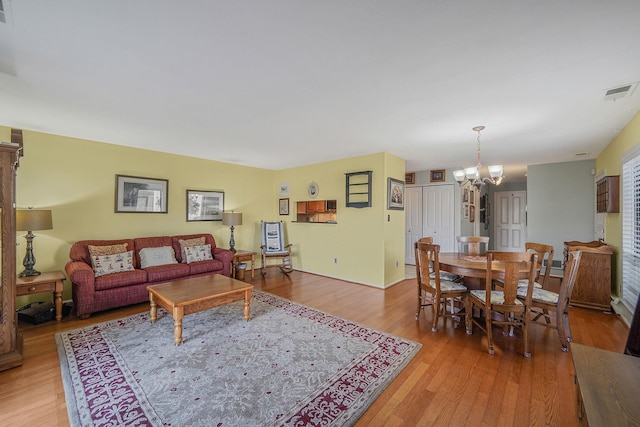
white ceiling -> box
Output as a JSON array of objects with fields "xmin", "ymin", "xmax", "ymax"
[{"xmin": 1, "ymin": 1, "xmax": 640, "ymax": 182}]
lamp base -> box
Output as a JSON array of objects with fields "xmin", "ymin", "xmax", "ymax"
[
  {"xmin": 18, "ymin": 268, "xmax": 41, "ymax": 277},
  {"xmin": 229, "ymin": 225, "xmax": 237, "ymax": 253}
]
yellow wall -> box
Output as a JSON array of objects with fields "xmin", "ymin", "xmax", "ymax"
[
  {"xmin": 595, "ymin": 111, "xmax": 640, "ymax": 297},
  {"xmin": 273, "ymin": 152, "xmax": 406, "ymax": 286},
  {"xmin": 1, "ymin": 127, "xmax": 405, "ymax": 308}
]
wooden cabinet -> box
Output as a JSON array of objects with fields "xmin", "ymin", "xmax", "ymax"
[
  {"xmin": 307, "ymin": 201, "xmax": 325, "ymax": 213},
  {"xmin": 596, "ymin": 175, "xmax": 619, "ymax": 213},
  {"xmin": 0, "ymin": 138, "xmax": 23, "ymax": 371},
  {"xmin": 564, "ymin": 241, "xmax": 613, "ymax": 311},
  {"xmin": 296, "ymin": 201, "xmax": 307, "ymax": 214}
]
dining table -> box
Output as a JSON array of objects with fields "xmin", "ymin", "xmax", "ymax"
[{"xmin": 437, "ymin": 252, "xmax": 535, "ymax": 288}]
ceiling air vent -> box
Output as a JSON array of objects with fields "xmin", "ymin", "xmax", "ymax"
[{"xmin": 602, "ymin": 82, "xmax": 638, "ymax": 102}]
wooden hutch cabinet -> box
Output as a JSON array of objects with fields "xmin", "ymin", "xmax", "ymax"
[
  {"xmin": 0, "ymin": 138, "xmax": 23, "ymax": 371},
  {"xmin": 564, "ymin": 240, "xmax": 613, "ymax": 311}
]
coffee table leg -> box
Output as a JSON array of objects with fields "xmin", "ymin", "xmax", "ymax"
[
  {"xmin": 173, "ymin": 307, "xmax": 184, "ymax": 345},
  {"xmin": 149, "ymin": 294, "xmax": 157, "ymax": 323},
  {"xmin": 244, "ymin": 289, "xmax": 252, "ymax": 321}
]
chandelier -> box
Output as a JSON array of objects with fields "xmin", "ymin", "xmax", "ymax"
[{"xmin": 452, "ymin": 126, "xmax": 504, "ymax": 189}]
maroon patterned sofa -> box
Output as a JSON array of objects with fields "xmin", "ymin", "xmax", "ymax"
[{"xmin": 65, "ymin": 233, "xmax": 234, "ymax": 319}]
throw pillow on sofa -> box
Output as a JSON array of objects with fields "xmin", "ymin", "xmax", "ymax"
[
  {"xmin": 183, "ymin": 244, "xmax": 213, "ymax": 263},
  {"xmin": 139, "ymin": 246, "xmax": 178, "ymax": 268},
  {"xmin": 91, "ymin": 251, "xmax": 135, "ymax": 277},
  {"xmin": 178, "ymin": 237, "xmax": 206, "ymax": 262},
  {"xmin": 88, "ymin": 243, "xmax": 129, "ymax": 257}
]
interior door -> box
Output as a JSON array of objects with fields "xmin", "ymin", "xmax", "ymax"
[
  {"xmin": 405, "ymin": 186, "xmax": 423, "ymax": 265},
  {"xmin": 494, "ymin": 191, "xmax": 527, "ymax": 251},
  {"xmin": 422, "ymin": 185, "xmax": 455, "ymax": 252}
]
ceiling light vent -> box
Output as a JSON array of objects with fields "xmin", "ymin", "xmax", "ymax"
[{"xmin": 602, "ymin": 82, "xmax": 638, "ymax": 102}]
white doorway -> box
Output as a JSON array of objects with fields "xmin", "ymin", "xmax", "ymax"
[
  {"xmin": 493, "ymin": 190, "xmax": 527, "ymax": 251},
  {"xmin": 405, "ymin": 184, "xmax": 455, "ymax": 264}
]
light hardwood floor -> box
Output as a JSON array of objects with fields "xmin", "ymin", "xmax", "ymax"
[{"xmin": 0, "ymin": 270, "xmax": 629, "ymax": 426}]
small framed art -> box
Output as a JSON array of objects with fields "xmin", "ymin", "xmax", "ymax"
[
  {"xmin": 430, "ymin": 169, "xmax": 445, "ymax": 182},
  {"xmin": 115, "ymin": 174, "xmax": 168, "ymax": 213},
  {"xmin": 279, "ymin": 198, "xmax": 289, "ymax": 215},
  {"xmin": 186, "ymin": 190, "xmax": 224, "ymax": 221},
  {"xmin": 405, "ymin": 172, "xmax": 415, "ymax": 185},
  {"xmin": 387, "ymin": 177, "xmax": 405, "ymax": 210}
]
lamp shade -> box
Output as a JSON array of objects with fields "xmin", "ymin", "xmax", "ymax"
[
  {"xmin": 222, "ymin": 212, "xmax": 243, "ymax": 226},
  {"xmin": 16, "ymin": 209, "xmax": 53, "ymax": 232},
  {"xmin": 488, "ymin": 164, "xmax": 504, "ymax": 178},
  {"xmin": 452, "ymin": 169, "xmax": 466, "ymax": 183}
]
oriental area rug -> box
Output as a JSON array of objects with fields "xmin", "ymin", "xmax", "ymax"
[{"xmin": 56, "ymin": 290, "xmax": 420, "ymax": 426}]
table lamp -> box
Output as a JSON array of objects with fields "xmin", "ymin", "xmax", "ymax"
[
  {"xmin": 16, "ymin": 208, "xmax": 53, "ymax": 277},
  {"xmin": 222, "ymin": 211, "xmax": 242, "ymax": 253}
]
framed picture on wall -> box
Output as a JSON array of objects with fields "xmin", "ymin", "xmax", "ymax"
[
  {"xmin": 279, "ymin": 198, "xmax": 289, "ymax": 215},
  {"xmin": 186, "ymin": 190, "xmax": 224, "ymax": 221},
  {"xmin": 430, "ymin": 169, "xmax": 445, "ymax": 182},
  {"xmin": 405, "ymin": 172, "xmax": 415, "ymax": 185},
  {"xmin": 115, "ymin": 174, "xmax": 168, "ymax": 213},
  {"xmin": 387, "ymin": 178, "xmax": 405, "ymax": 210}
]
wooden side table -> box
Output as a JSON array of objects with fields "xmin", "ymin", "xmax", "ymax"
[
  {"xmin": 231, "ymin": 250, "xmax": 256, "ymax": 280},
  {"xmin": 16, "ymin": 271, "xmax": 66, "ymax": 321}
]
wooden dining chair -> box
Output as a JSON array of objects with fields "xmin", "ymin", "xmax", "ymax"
[
  {"xmin": 517, "ymin": 249, "xmax": 582, "ymax": 351},
  {"xmin": 494, "ymin": 241, "xmax": 554, "ymax": 290},
  {"xmin": 457, "ymin": 236, "xmax": 490, "ymax": 255},
  {"xmin": 418, "ymin": 236, "xmax": 462, "ymax": 282},
  {"xmin": 415, "ymin": 241, "xmax": 469, "ymax": 332},
  {"xmin": 523, "ymin": 242, "xmax": 554, "ymax": 288},
  {"xmin": 465, "ymin": 251, "xmax": 538, "ymax": 357}
]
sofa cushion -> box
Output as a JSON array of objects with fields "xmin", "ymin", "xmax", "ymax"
[
  {"xmin": 139, "ymin": 246, "xmax": 178, "ymax": 268},
  {"xmin": 187, "ymin": 259, "xmax": 225, "ymax": 275},
  {"xmin": 91, "ymin": 251, "xmax": 136, "ymax": 277},
  {"xmin": 172, "ymin": 234, "xmax": 217, "ymax": 263},
  {"xmin": 88, "ymin": 243, "xmax": 129, "ymax": 257},
  {"xmin": 145, "ymin": 263, "xmax": 191, "ymax": 283},
  {"xmin": 70, "ymin": 239, "xmax": 136, "ymax": 265},
  {"xmin": 94, "ymin": 269, "xmax": 148, "ymax": 291},
  {"xmin": 178, "ymin": 237, "xmax": 206, "ymax": 262},
  {"xmin": 134, "ymin": 236, "xmax": 174, "ymax": 268},
  {"xmin": 184, "ymin": 244, "xmax": 213, "ymax": 263}
]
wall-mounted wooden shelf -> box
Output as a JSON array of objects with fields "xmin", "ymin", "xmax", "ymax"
[
  {"xmin": 596, "ymin": 175, "xmax": 619, "ymax": 213},
  {"xmin": 345, "ymin": 171, "xmax": 372, "ymax": 208}
]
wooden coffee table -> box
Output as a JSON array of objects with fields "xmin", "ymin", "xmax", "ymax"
[{"xmin": 147, "ymin": 274, "xmax": 254, "ymax": 345}]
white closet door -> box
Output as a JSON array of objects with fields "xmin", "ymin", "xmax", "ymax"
[
  {"xmin": 422, "ymin": 185, "xmax": 455, "ymax": 252},
  {"xmin": 405, "ymin": 186, "xmax": 423, "ymax": 265}
]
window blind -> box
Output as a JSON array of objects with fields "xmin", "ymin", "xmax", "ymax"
[{"xmin": 622, "ymin": 145, "xmax": 640, "ymax": 311}]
